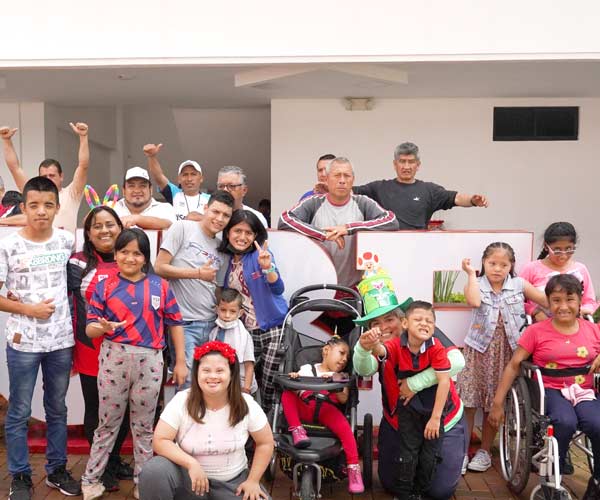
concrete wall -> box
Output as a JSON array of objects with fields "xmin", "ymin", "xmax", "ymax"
[
  {"xmin": 271, "ymin": 97, "xmax": 600, "ymax": 287},
  {"xmin": 3, "ymin": 2, "xmax": 600, "ymax": 64}
]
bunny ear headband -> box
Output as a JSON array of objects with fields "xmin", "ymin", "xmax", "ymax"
[{"xmin": 84, "ymin": 184, "xmax": 121, "ymax": 210}]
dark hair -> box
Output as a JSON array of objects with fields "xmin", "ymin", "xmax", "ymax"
[
  {"xmin": 317, "ymin": 154, "xmax": 336, "ymax": 165},
  {"xmin": 114, "ymin": 228, "xmax": 151, "ymax": 273},
  {"xmin": 82, "ymin": 206, "xmax": 124, "ymax": 277},
  {"xmin": 258, "ymin": 198, "xmax": 270, "ymax": 210},
  {"xmin": 219, "ymin": 288, "xmax": 243, "ymax": 308},
  {"xmin": 218, "ymin": 209, "xmax": 268, "ymax": 253},
  {"xmin": 22, "ymin": 176, "xmax": 59, "ymax": 205},
  {"xmin": 405, "ymin": 300, "xmax": 436, "ymax": 319},
  {"xmin": 545, "ymin": 274, "xmax": 583, "ymax": 299},
  {"xmin": 38, "ymin": 158, "xmax": 63, "ymax": 175},
  {"xmin": 187, "ymin": 353, "xmax": 249, "ymax": 426},
  {"xmin": 207, "ymin": 189, "xmax": 235, "ymax": 209},
  {"xmin": 538, "ymin": 222, "xmax": 577, "ymax": 259},
  {"xmin": 480, "ymin": 241, "xmax": 516, "ymax": 278},
  {"xmin": 2, "ymin": 190, "xmax": 22, "ymax": 210}
]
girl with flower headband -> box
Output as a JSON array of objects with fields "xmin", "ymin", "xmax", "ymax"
[{"xmin": 140, "ymin": 341, "xmax": 274, "ymax": 500}]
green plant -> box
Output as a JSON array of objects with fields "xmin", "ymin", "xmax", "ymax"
[{"xmin": 433, "ymin": 270, "xmax": 460, "ymax": 303}]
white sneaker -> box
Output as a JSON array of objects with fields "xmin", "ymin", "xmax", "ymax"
[
  {"xmin": 461, "ymin": 455, "xmax": 469, "ymax": 475},
  {"xmin": 81, "ymin": 482, "xmax": 105, "ymax": 500},
  {"xmin": 467, "ymin": 449, "xmax": 492, "ymax": 472}
]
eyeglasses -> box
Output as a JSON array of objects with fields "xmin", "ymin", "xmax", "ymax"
[
  {"xmin": 546, "ymin": 245, "xmax": 576, "ymax": 256},
  {"xmin": 216, "ymin": 183, "xmax": 243, "ymax": 191},
  {"xmin": 395, "ymin": 159, "xmax": 418, "ymax": 165}
]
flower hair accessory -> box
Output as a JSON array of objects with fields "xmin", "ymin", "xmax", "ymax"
[
  {"xmin": 84, "ymin": 184, "xmax": 121, "ymax": 210},
  {"xmin": 193, "ymin": 341, "xmax": 237, "ymax": 364}
]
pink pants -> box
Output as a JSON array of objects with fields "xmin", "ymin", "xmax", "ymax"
[{"xmin": 281, "ymin": 390, "xmax": 359, "ymax": 464}]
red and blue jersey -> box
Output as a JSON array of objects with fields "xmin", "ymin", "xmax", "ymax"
[
  {"xmin": 87, "ymin": 273, "xmax": 183, "ymax": 349},
  {"xmin": 379, "ymin": 331, "xmax": 461, "ymax": 430}
]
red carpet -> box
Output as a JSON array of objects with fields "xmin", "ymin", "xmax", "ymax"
[{"xmin": 28, "ymin": 423, "xmax": 133, "ymax": 454}]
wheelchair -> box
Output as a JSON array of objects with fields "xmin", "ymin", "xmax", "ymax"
[
  {"xmin": 266, "ymin": 284, "xmax": 374, "ymax": 500},
  {"xmin": 499, "ymin": 360, "xmax": 596, "ymax": 499}
]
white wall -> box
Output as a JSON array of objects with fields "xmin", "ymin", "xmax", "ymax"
[
  {"xmin": 3, "ymin": 2, "xmax": 600, "ymax": 64},
  {"xmin": 271, "ymin": 97, "xmax": 600, "ymax": 288}
]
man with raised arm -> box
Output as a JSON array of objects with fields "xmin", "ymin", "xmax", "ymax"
[
  {"xmin": 353, "ymin": 142, "xmax": 488, "ymax": 229},
  {"xmin": 0, "ymin": 123, "xmax": 89, "ymax": 234},
  {"xmin": 142, "ymin": 143, "xmax": 207, "ymax": 222}
]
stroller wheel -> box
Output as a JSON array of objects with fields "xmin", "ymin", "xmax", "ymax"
[
  {"xmin": 530, "ymin": 484, "xmax": 573, "ymax": 500},
  {"xmin": 362, "ymin": 413, "xmax": 373, "ymax": 489},
  {"xmin": 299, "ymin": 467, "xmax": 316, "ymax": 500}
]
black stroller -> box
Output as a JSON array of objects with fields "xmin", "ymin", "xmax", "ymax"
[{"xmin": 267, "ymin": 284, "xmax": 374, "ymax": 499}]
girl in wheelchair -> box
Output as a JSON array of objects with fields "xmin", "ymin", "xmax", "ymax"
[
  {"xmin": 281, "ymin": 336, "xmax": 364, "ymax": 494},
  {"xmin": 489, "ymin": 274, "xmax": 600, "ymax": 499}
]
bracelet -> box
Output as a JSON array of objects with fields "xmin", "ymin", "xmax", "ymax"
[{"xmin": 261, "ymin": 265, "xmax": 276, "ymax": 275}]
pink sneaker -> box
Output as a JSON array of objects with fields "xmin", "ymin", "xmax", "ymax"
[
  {"xmin": 347, "ymin": 464, "xmax": 364, "ymax": 494},
  {"xmin": 290, "ymin": 426, "xmax": 311, "ymax": 448}
]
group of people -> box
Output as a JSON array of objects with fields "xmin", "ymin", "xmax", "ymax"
[{"xmin": 1, "ymin": 121, "xmax": 600, "ymax": 500}]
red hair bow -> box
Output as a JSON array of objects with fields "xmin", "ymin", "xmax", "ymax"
[{"xmin": 193, "ymin": 341, "xmax": 237, "ymax": 364}]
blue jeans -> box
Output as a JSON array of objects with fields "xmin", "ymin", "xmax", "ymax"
[
  {"xmin": 181, "ymin": 320, "xmax": 215, "ymax": 389},
  {"xmin": 5, "ymin": 344, "xmax": 73, "ymax": 475}
]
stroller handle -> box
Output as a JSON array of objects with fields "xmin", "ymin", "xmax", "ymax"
[
  {"xmin": 274, "ymin": 374, "xmax": 354, "ymax": 392},
  {"xmin": 289, "ymin": 283, "xmax": 362, "ymax": 305}
]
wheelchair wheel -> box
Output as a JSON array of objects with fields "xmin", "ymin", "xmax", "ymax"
[
  {"xmin": 499, "ymin": 376, "xmax": 532, "ymax": 494},
  {"xmin": 299, "ymin": 467, "xmax": 315, "ymax": 500},
  {"xmin": 530, "ymin": 484, "xmax": 573, "ymax": 500},
  {"xmin": 362, "ymin": 413, "xmax": 373, "ymax": 489},
  {"xmin": 586, "ymin": 435, "xmax": 594, "ymax": 474}
]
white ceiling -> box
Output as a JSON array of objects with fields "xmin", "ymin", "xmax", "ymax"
[{"xmin": 0, "ymin": 60, "xmax": 599, "ymax": 107}]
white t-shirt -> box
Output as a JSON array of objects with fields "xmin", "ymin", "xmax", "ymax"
[
  {"xmin": 0, "ymin": 228, "xmax": 75, "ymax": 352},
  {"xmin": 160, "ymin": 391, "xmax": 268, "ymax": 481},
  {"xmin": 173, "ymin": 192, "xmax": 211, "ymax": 221},
  {"xmin": 298, "ymin": 363, "xmax": 335, "ymax": 378},
  {"xmin": 55, "ymin": 183, "xmax": 83, "ymax": 234},
  {"xmin": 208, "ymin": 319, "xmax": 258, "ymax": 394},
  {"xmin": 114, "ymin": 198, "xmax": 177, "ymax": 224}
]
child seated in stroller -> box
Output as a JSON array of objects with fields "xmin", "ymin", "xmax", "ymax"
[{"xmin": 280, "ymin": 336, "xmax": 364, "ymax": 494}]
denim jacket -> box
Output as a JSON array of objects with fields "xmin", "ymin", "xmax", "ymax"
[{"xmin": 464, "ymin": 275, "xmax": 526, "ymax": 353}]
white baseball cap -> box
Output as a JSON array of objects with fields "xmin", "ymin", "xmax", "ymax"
[
  {"xmin": 178, "ymin": 160, "xmax": 203, "ymax": 175},
  {"xmin": 125, "ymin": 166, "xmax": 150, "ymax": 182}
]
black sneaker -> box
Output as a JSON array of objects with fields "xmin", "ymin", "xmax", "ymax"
[
  {"xmin": 101, "ymin": 465, "xmax": 120, "ymax": 492},
  {"xmin": 9, "ymin": 473, "xmax": 33, "ymax": 500},
  {"xmin": 562, "ymin": 450, "xmax": 574, "ymax": 475},
  {"xmin": 109, "ymin": 456, "xmax": 134, "ymax": 480},
  {"xmin": 583, "ymin": 477, "xmax": 600, "ymax": 500},
  {"xmin": 46, "ymin": 465, "xmax": 82, "ymax": 496}
]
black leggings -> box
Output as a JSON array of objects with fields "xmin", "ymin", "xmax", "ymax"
[{"xmin": 80, "ymin": 373, "xmax": 130, "ymax": 459}]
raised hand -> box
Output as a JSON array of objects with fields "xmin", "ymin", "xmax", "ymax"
[
  {"xmin": 69, "ymin": 122, "xmax": 89, "ymax": 137},
  {"xmin": 254, "ymin": 240, "xmax": 272, "ymax": 270},
  {"xmin": 461, "ymin": 258, "xmax": 476, "ymax": 275},
  {"xmin": 471, "ymin": 194, "xmax": 488, "ymax": 207},
  {"xmin": 143, "ymin": 143, "xmax": 163, "ymax": 157},
  {"xmin": 0, "ymin": 126, "xmax": 18, "ymax": 140},
  {"xmin": 99, "ymin": 317, "xmax": 127, "ymax": 332},
  {"xmin": 198, "ymin": 259, "xmax": 217, "ymax": 282},
  {"xmin": 359, "ymin": 328, "xmax": 381, "ymax": 351}
]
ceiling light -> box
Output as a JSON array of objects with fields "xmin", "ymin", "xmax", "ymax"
[{"xmin": 343, "ymin": 97, "xmax": 374, "ymax": 111}]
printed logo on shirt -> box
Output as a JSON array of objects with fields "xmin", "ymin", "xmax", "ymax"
[
  {"xmin": 97, "ymin": 274, "xmax": 109, "ymax": 282},
  {"xmin": 151, "ymin": 295, "xmax": 161, "ymax": 310},
  {"xmin": 27, "ymin": 251, "xmax": 69, "ymax": 268}
]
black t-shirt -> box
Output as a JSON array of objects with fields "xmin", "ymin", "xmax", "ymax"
[{"xmin": 353, "ymin": 179, "xmax": 457, "ymax": 229}]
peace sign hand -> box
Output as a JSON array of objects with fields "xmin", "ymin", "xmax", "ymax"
[{"xmin": 254, "ymin": 240, "xmax": 272, "ymax": 270}]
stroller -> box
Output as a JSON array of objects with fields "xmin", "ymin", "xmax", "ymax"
[{"xmin": 267, "ymin": 284, "xmax": 374, "ymax": 499}]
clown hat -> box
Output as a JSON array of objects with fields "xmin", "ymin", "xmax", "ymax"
[{"xmin": 354, "ymin": 270, "xmax": 412, "ymax": 326}]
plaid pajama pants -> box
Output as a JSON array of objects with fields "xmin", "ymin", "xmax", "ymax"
[{"xmin": 250, "ymin": 325, "xmax": 283, "ymax": 412}]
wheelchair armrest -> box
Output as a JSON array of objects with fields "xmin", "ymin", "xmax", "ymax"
[
  {"xmin": 274, "ymin": 374, "xmax": 354, "ymax": 393},
  {"xmin": 520, "ymin": 360, "xmax": 541, "ymax": 373}
]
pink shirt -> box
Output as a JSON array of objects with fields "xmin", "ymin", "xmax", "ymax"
[
  {"xmin": 518, "ymin": 318, "xmax": 600, "ymax": 390},
  {"xmin": 519, "ymin": 260, "xmax": 597, "ymax": 316}
]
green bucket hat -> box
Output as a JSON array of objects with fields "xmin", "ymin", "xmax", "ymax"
[{"xmin": 354, "ymin": 270, "xmax": 413, "ymax": 326}]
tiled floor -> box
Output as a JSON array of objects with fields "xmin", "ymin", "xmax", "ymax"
[{"xmin": 0, "ymin": 443, "xmax": 592, "ymax": 499}]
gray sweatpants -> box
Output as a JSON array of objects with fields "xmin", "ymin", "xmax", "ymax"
[
  {"xmin": 139, "ymin": 456, "xmax": 271, "ymax": 500},
  {"xmin": 82, "ymin": 341, "xmax": 163, "ymax": 485}
]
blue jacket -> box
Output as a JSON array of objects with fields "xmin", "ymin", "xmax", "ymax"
[
  {"xmin": 464, "ymin": 275, "xmax": 526, "ymax": 353},
  {"xmin": 224, "ymin": 250, "xmax": 288, "ymax": 331}
]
